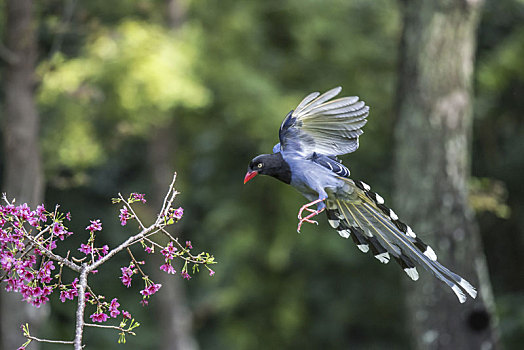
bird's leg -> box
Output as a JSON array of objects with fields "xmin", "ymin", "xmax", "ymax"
[
  {"xmin": 297, "ymin": 198, "xmax": 326, "ymax": 233},
  {"xmin": 297, "ymin": 198, "xmax": 325, "ymax": 219}
]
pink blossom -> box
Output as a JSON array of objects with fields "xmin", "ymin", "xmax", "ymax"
[
  {"xmin": 209, "ymin": 269, "xmax": 215, "ymax": 277},
  {"xmin": 119, "ymin": 207, "xmax": 131, "ymax": 226},
  {"xmin": 85, "ymin": 219, "xmax": 102, "ymax": 232},
  {"xmin": 97, "ymin": 245, "xmax": 109, "ymax": 259},
  {"xmin": 78, "ymin": 244, "xmax": 92, "ymax": 255},
  {"xmin": 131, "ymin": 193, "xmax": 146, "ymax": 203},
  {"xmin": 109, "ymin": 298, "xmax": 121, "ymax": 318},
  {"xmin": 185, "ymin": 240, "xmax": 192, "ymax": 249},
  {"xmin": 120, "ymin": 266, "xmax": 134, "ymax": 287},
  {"xmin": 35, "ymin": 204, "xmax": 46, "ymax": 222},
  {"xmin": 140, "ymin": 283, "xmax": 161, "ymax": 297},
  {"xmin": 173, "ymin": 207, "xmax": 184, "ymax": 220},
  {"xmin": 52, "ymin": 222, "xmax": 71, "ymax": 241},
  {"xmin": 160, "ymin": 263, "xmax": 176, "ymax": 274},
  {"xmin": 90, "ymin": 312, "xmax": 109, "ymax": 323},
  {"xmin": 181, "ymin": 271, "xmax": 191, "ymax": 280},
  {"xmin": 161, "ymin": 242, "xmax": 177, "ymax": 260}
]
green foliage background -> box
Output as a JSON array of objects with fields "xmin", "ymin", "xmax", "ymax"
[{"xmin": 1, "ymin": 0, "xmax": 523, "ymax": 348}]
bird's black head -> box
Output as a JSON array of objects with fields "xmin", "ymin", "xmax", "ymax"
[{"xmin": 244, "ymin": 153, "xmax": 291, "ymax": 185}]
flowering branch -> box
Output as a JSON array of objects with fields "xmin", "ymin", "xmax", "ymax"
[{"xmin": 0, "ymin": 173, "xmax": 216, "ymax": 349}]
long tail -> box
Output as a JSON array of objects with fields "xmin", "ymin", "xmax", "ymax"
[{"xmin": 325, "ymin": 179, "xmax": 477, "ymax": 303}]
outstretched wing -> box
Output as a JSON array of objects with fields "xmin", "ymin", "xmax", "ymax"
[
  {"xmin": 325, "ymin": 178, "xmax": 477, "ymax": 303},
  {"xmin": 279, "ymin": 87, "xmax": 369, "ymax": 157}
]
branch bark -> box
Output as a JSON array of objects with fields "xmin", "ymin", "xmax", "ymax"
[{"xmin": 74, "ymin": 265, "xmax": 88, "ymax": 350}]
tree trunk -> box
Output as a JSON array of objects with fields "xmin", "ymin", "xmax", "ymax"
[
  {"xmin": 148, "ymin": 3, "xmax": 198, "ymax": 348},
  {"xmin": 148, "ymin": 122, "xmax": 199, "ymax": 350},
  {"xmin": 1, "ymin": 0, "xmax": 46, "ymax": 349},
  {"xmin": 394, "ymin": 1, "xmax": 499, "ymax": 349}
]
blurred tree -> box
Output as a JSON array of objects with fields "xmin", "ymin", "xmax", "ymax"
[
  {"xmin": 1, "ymin": 0, "xmax": 46, "ymax": 349},
  {"xmin": 149, "ymin": 1, "xmax": 198, "ymax": 349},
  {"xmin": 394, "ymin": 0, "xmax": 498, "ymax": 349}
]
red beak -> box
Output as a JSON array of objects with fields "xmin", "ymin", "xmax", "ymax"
[{"xmin": 243, "ymin": 170, "xmax": 258, "ymax": 184}]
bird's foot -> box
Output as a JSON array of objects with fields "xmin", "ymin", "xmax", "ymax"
[
  {"xmin": 297, "ymin": 198, "xmax": 326, "ymax": 219},
  {"xmin": 297, "ymin": 207, "xmax": 325, "ymax": 233}
]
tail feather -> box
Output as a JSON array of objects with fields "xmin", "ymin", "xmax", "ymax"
[{"xmin": 325, "ymin": 179, "xmax": 477, "ymax": 303}]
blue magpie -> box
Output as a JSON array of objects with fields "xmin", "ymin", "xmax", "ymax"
[{"xmin": 244, "ymin": 87, "xmax": 477, "ymax": 303}]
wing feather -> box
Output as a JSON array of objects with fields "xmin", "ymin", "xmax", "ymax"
[{"xmin": 279, "ymin": 87, "xmax": 369, "ymax": 156}]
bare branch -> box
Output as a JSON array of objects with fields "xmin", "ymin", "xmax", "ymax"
[
  {"xmin": 157, "ymin": 172, "xmax": 178, "ymax": 225},
  {"xmin": 84, "ymin": 322, "xmax": 136, "ymax": 336},
  {"xmin": 88, "ymin": 223, "xmax": 159, "ymax": 272},
  {"xmin": 25, "ymin": 335, "xmax": 74, "ymax": 345},
  {"xmin": 126, "ymin": 247, "xmax": 148, "ymax": 279},
  {"xmin": 119, "ymin": 192, "xmax": 147, "ymax": 229},
  {"xmin": 74, "ymin": 264, "xmax": 89, "ymax": 350}
]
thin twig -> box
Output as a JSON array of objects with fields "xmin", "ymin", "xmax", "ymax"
[
  {"xmin": 157, "ymin": 173, "xmax": 177, "ymax": 225},
  {"xmin": 85, "ymin": 284, "xmax": 100, "ymax": 305},
  {"xmin": 126, "ymin": 247, "xmax": 147, "ymax": 279},
  {"xmin": 88, "ymin": 223, "xmax": 159, "ymax": 272},
  {"xmin": 25, "ymin": 334, "xmax": 74, "ymax": 345},
  {"xmin": 84, "ymin": 323, "xmax": 136, "ymax": 335},
  {"xmin": 119, "ymin": 193, "xmax": 147, "ymax": 230}
]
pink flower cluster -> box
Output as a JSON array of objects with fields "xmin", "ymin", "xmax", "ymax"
[
  {"xmin": 120, "ymin": 265, "xmax": 136, "ymax": 287},
  {"xmin": 85, "ymin": 219, "xmax": 102, "ymax": 232},
  {"xmin": 139, "ymin": 283, "xmax": 161, "ymax": 298},
  {"xmin": 162, "ymin": 206, "xmax": 184, "ymax": 224},
  {"xmin": 119, "ymin": 207, "xmax": 132, "ymax": 226},
  {"xmin": 131, "ymin": 193, "xmax": 146, "ymax": 203},
  {"xmin": 181, "ymin": 270, "xmax": 191, "ymax": 280},
  {"xmin": 159, "ymin": 242, "xmax": 177, "ymax": 275},
  {"xmin": 0, "ymin": 203, "xmax": 72, "ymax": 307},
  {"xmin": 59, "ymin": 278, "xmax": 79, "ymax": 302}
]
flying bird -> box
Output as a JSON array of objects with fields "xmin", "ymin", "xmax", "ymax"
[{"xmin": 243, "ymin": 87, "xmax": 477, "ymax": 303}]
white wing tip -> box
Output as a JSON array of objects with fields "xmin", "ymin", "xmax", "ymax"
[
  {"xmin": 338, "ymin": 229, "xmax": 351, "ymax": 239},
  {"xmin": 406, "ymin": 226, "xmax": 417, "ymax": 238},
  {"xmin": 389, "ymin": 209, "xmax": 398, "ymax": 221},
  {"xmin": 357, "ymin": 244, "xmax": 369, "ymax": 253},
  {"xmin": 423, "ymin": 246, "xmax": 437, "ymax": 261},
  {"xmin": 374, "ymin": 252, "xmax": 390, "ymax": 264},
  {"xmin": 404, "ymin": 267, "xmax": 419, "ymax": 281},
  {"xmin": 328, "ymin": 219, "xmax": 340, "ymax": 229}
]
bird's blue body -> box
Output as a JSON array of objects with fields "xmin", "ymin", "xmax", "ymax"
[{"xmin": 280, "ymin": 151, "xmax": 353, "ymax": 211}]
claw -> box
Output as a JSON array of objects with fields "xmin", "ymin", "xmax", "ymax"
[
  {"xmin": 297, "ymin": 198, "xmax": 325, "ymax": 219},
  {"xmin": 296, "ymin": 198, "xmax": 326, "ymax": 233}
]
